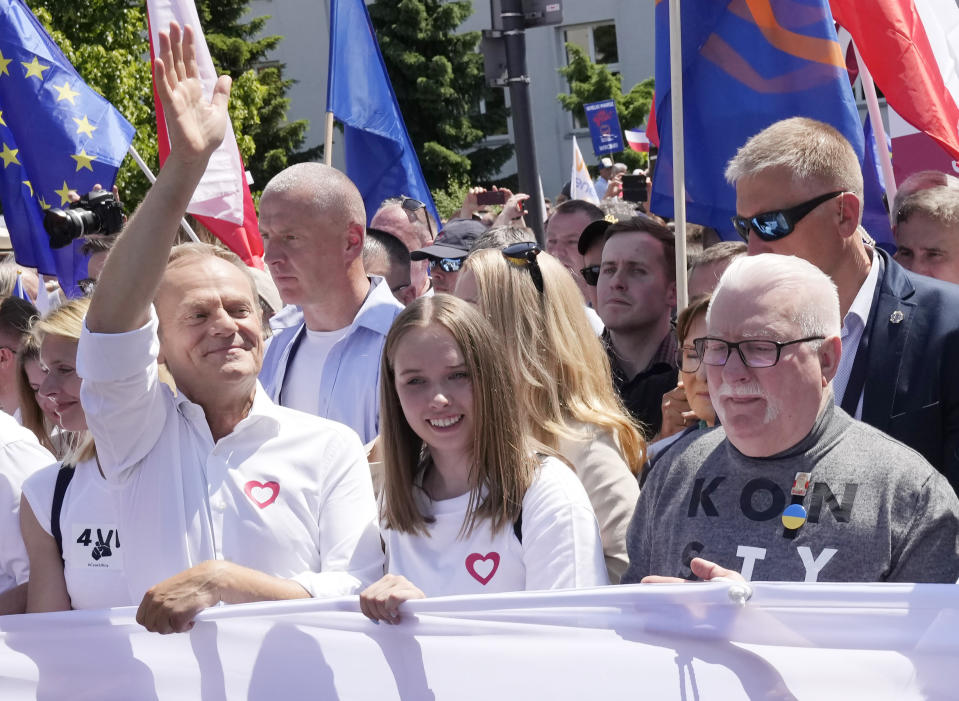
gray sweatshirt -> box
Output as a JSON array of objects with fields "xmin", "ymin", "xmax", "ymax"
[{"xmin": 623, "ymin": 402, "xmax": 959, "ymax": 583}]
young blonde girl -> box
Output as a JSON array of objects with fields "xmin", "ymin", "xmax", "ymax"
[{"xmin": 360, "ymin": 295, "xmax": 606, "ymax": 623}]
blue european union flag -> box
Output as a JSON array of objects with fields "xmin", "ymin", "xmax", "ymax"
[
  {"xmin": 650, "ymin": 0, "xmax": 864, "ymax": 238},
  {"xmin": 0, "ymin": 0, "xmax": 134, "ymax": 296},
  {"xmin": 327, "ymin": 0, "xmax": 439, "ymax": 228}
]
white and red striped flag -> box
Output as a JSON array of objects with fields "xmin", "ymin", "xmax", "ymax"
[
  {"xmin": 146, "ymin": 0, "xmax": 264, "ymax": 268},
  {"xmin": 831, "ymin": 0, "xmax": 959, "ymax": 160},
  {"xmin": 625, "ymin": 127, "xmax": 650, "ymax": 153}
]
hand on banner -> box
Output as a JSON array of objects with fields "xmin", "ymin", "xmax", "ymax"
[
  {"xmin": 137, "ymin": 560, "xmax": 224, "ymax": 634},
  {"xmin": 658, "ymin": 381, "xmax": 697, "ymax": 440},
  {"xmin": 642, "ymin": 557, "xmax": 746, "ymax": 584},
  {"xmin": 360, "ymin": 574, "xmax": 426, "ymax": 624},
  {"xmin": 154, "ymin": 22, "xmax": 232, "ymax": 166}
]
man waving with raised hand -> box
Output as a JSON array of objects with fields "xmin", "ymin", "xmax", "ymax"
[{"xmin": 79, "ymin": 24, "xmax": 382, "ymax": 634}]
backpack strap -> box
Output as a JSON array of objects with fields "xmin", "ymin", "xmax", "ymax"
[
  {"xmin": 513, "ymin": 508, "xmax": 523, "ymax": 544},
  {"xmin": 51, "ymin": 465, "xmax": 76, "ymax": 560}
]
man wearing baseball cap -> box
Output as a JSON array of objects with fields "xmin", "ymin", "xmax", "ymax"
[{"xmin": 410, "ymin": 219, "xmax": 488, "ymax": 293}]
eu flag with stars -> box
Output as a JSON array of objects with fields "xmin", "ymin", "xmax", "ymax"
[
  {"xmin": 327, "ymin": 0, "xmax": 439, "ymax": 228},
  {"xmin": 0, "ymin": 0, "xmax": 134, "ymax": 296},
  {"xmin": 649, "ymin": 0, "xmax": 863, "ymax": 238}
]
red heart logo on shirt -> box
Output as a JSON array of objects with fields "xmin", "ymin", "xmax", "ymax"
[
  {"xmin": 244, "ymin": 480, "xmax": 280, "ymax": 509},
  {"xmin": 465, "ymin": 552, "xmax": 500, "ymax": 585}
]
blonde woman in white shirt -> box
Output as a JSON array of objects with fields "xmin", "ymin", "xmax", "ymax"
[
  {"xmin": 360, "ymin": 295, "xmax": 607, "ymax": 623},
  {"xmin": 19, "ymin": 298, "xmax": 133, "ymax": 611}
]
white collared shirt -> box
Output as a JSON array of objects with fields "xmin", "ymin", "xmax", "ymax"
[
  {"xmin": 832, "ymin": 249, "xmax": 881, "ymax": 419},
  {"xmin": 77, "ymin": 310, "xmax": 384, "ymax": 603}
]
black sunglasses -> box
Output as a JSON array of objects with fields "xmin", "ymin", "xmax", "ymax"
[
  {"xmin": 428, "ymin": 257, "xmax": 465, "ymax": 274},
  {"xmin": 502, "ymin": 242, "xmax": 544, "ymax": 294},
  {"xmin": 400, "ymin": 196, "xmax": 434, "ymax": 240},
  {"xmin": 580, "ymin": 264, "xmax": 600, "ymax": 286},
  {"xmin": 731, "ymin": 191, "xmax": 845, "ymax": 242}
]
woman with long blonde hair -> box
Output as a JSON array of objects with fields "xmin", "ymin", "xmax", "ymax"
[
  {"xmin": 19, "ymin": 298, "xmax": 133, "ymax": 611},
  {"xmin": 360, "ymin": 295, "xmax": 606, "ymax": 623},
  {"xmin": 455, "ymin": 244, "xmax": 643, "ymax": 583}
]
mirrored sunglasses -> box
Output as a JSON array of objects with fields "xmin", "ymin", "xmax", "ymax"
[{"xmin": 730, "ymin": 191, "xmax": 844, "ymax": 242}]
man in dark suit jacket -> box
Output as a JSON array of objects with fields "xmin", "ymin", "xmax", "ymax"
[{"xmin": 725, "ymin": 116, "xmax": 959, "ymax": 492}]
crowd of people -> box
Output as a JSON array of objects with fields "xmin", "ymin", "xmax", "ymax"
[{"xmin": 0, "ymin": 24, "xmax": 957, "ymax": 633}]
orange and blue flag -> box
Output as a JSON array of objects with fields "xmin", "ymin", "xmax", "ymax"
[
  {"xmin": 0, "ymin": 0, "xmax": 134, "ymax": 296},
  {"xmin": 650, "ymin": 0, "xmax": 863, "ymax": 237}
]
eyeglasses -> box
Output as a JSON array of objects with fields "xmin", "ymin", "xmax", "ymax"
[
  {"xmin": 692, "ymin": 336, "xmax": 825, "ymax": 368},
  {"xmin": 580, "ymin": 264, "xmax": 600, "ymax": 286},
  {"xmin": 502, "ymin": 242, "xmax": 544, "ymax": 294},
  {"xmin": 400, "ymin": 196, "xmax": 434, "ymax": 241},
  {"xmin": 676, "ymin": 344, "xmax": 702, "ymax": 373},
  {"xmin": 427, "ymin": 257, "xmax": 465, "ymax": 274},
  {"xmin": 731, "ymin": 191, "xmax": 845, "ymax": 242}
]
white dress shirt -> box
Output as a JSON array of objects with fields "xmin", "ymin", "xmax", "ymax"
[
  {"xmin": 77, "ymin": 310, "xmax": 384, "ymax": 603},
  {"xmin": 832, "ymin": 250, "xmax": 880, "ymax": 419}
]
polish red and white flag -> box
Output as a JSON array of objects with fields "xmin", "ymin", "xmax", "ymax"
[
  {"xmin": 145, "ymin": 0, "xmax": 264, "ymax": 268},
  {"xmin": 625, "ymin": 128, "xmax": 650, "ymax": 153},
  {"xmin": 831, "ymin": 0, "xmax": 959, "ymax": 160}
]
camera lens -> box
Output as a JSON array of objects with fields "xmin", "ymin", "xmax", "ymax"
[{"xmin": 43, "ymin": 208, "xmax": 100, "ymax": 248}]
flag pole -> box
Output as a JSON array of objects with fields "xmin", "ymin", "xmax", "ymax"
[
  {"xmin": 127, "ymin": 145, "xmax": 201, "ymax": 244},
  {"xmin": 852, "ymin": 41, "xmax": 897, "ymax": 207},
  {"xmin": 668, "ymin": 0, "xmax": 689, "ymax": 312},
  {"xmin": 324, "ymin": 112, "xmax": 335, "ymax": 166}
]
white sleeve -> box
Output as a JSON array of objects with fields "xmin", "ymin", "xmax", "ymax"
[
  {"xmin": 77, "ymin": 309, "xmax": 170, "ymax": 483},
  {"xmin": 0, "ymin": 440, "xmax": 57, "ymax": 590},
  {"xmin": 290, "ymin": 428, "xmax": 385, "ymax": 597},
  {"xmin": 521, "ymin": 458, "xmax": 609, "ymax": 591}
]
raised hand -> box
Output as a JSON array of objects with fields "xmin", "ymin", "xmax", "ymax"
[{"xmin": 154, "ymin": 23, "xmax": 232, "ymax": 165}]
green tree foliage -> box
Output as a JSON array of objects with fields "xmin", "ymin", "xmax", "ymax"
[
  {"xmin": 30, "ymin": 0, "xmax": 313, "ymax": 207},
  {"xmin": 368, "ymin": 0, "xmax": 513, "ymax": 193},
  {"xmin": 557, "ymin": 44, "xmax": 654, "ymax": 172}
]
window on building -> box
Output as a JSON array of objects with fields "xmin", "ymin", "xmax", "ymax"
[
  {"xmin": 480, "ymin": 88, "xmax": 510, "ymax": 137},
  {"xmin": 562, "ymin": 22, "xmax": 620, "ymax": 129}
]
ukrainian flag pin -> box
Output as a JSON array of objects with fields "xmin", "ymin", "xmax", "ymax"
[{"xmin": 781, "ymin": 503, "xmax": 807, "ymax": 530}]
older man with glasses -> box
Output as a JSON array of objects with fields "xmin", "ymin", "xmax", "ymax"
[
  {"xmin": 726, "ymin": 117, "xmax": 959, "ymax": 495},
  {"xmin": 623, "ymin": 253, "xmax": 959, "ymax": 585}
]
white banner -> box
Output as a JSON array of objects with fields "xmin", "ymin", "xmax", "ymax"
[
  {"xmin": 571, "ymin": 138, "xmax": 600, "ymax": 204},
  {"xmin": 0, "ymin": 583, "xmax": 957, "ymax": 699}
]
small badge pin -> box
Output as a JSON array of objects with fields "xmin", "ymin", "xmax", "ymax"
[{"xmin": 889, "ymin": 310, "xmax": 904, "ymax": 324}]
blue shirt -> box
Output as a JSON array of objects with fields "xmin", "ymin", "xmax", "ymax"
[{"xmin": 259, "ymin": 276, "xmax": 403, "ymax": 443}]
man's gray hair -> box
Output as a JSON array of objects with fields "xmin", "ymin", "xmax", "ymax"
[
  {"xmin": 893, "ymin": 174, "xmax": 959, "ymax": 228},
  {"xmin": 262, "ymin": 162, "xmax": 366, "ymax": 229},
  {"xmin": 725, "ymin": 117, "xmax": 864, "ymax": 207},
  {"xmin": 709, "ymin": 253, "xmax": 841, "ymax": 339},
  {"xmin": 688, "ymin": 240, "xmax": 747, "ymax": 273}
]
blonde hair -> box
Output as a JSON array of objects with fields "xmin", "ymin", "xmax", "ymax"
[
  {"xmin": 31, "ymin": 297, "xmax": 96, "ymax": 466},
  {"xmin": 725, "ymin": 117, "xmax": 864, "ymax": 213},
  {"xmin": 462, "ymin": 249, "xmax": 646, "ymax": 474},
  {"xmin": 17, "ymin": 333, "xmax": 57, "ymax": 456},
  {"xmin": 379, "ymin": 295, "xmax": 537, "ymax": 536}
]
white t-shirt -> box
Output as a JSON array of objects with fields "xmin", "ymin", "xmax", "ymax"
[
  {"xmin": 383, "ymin": 457, "xmax": 608, "ymax": 596},
  {"xmin": 77, "ymin": 310, "xmax": 384, "ymax": 603},
  {"xmin": 0, "ymin": 411, "xmax": 55, "ymax": 593},
  {"xmin": 21, "ymin": 458, "xmax": 134, "ymax": 610},
  {"xmin": 280, "ymin": 326, "xmax": 350, "ymax": 415}
]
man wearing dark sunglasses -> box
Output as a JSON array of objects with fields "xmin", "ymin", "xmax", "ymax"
[
  {"xmin": 726, "ymin": 117, "xmax": 959, "ymax": 492},
  {"xmin": 410, "ymin": 219, "xmax": 487, "ymax": 294}
]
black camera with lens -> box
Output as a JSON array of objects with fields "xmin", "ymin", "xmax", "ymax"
[{"xmin": 43, "ymin": 190, "xmax": 125, "ymax": 249}]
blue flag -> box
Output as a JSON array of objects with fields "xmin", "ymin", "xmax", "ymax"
[
  {"xmin": 12, "ymin": 269, "xmax": 29, "ymax": 302},
  {"xmin": 650, "ymin": 0, "xmax": 864, "ymax": 238},
  {"xmin": 0, "ymin": 0, "xmax": 134, "ymax": 296},
  {"xmin": 861, "ymin": 113, "xmax": 894, "ymax": 249},
  {"xmin": 327, "ymin": 0, "xmax": 439, "ymax": 228}
]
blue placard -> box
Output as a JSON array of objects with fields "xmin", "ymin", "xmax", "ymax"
[{"xmin": 584, "ymin": 99, "xmax": 624, "ymax": 155}]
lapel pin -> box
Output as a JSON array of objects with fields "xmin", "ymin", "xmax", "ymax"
[{"xmin": 889, "ymin": 310, "xmax": 904, "ymax": 324}]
